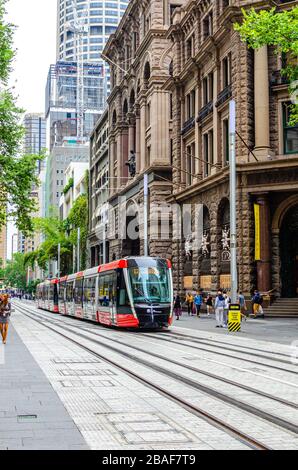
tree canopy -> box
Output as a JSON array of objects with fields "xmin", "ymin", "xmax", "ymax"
[
  {"xmin": 0, "ymin": 0, "xmax": 43, "ymax": 234},
  {"xmin": 235, "ymin": 6, "xmax": 298, "ymax": 125},
  {"xmin": 23, "ymin": 195, "xmax": 89, "ymax": 276}
]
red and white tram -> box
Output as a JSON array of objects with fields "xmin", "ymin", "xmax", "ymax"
[
  {"xmin": 36, "ymin": 257, "xmax": 173, "ymax": 329},
  {"xmin": 36, "ymin": 279, "xmax": 59, "ymax": 313}
]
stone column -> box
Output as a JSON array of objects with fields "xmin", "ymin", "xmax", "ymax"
[
  {"xmin": 212, "ymin": 62, "xmax": 218, "ymax": 173},
  {"xmin": 256, "ymin": 193, "xmax": 271, "ymax": 292},
  {"xmin": 254, "ymin": 46, "xmax": 273, "ymax": 159},
  {"xmin": 151, "ymin": 90, "xmax": 170, "ymax": 165}
]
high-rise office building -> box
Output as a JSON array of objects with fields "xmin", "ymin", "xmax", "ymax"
[
  {"xmin": 56, "ymin": 0, "xmax": 129, "ymax": 96},
  {"xmin": 18, "ymin": 113, "xmax": 47, "ymax": 265},
  {"xmin": 45, "ymin": 1, "xmax": 129, "ymax": 219},
  {"xmin": 45, "ymin": 61, "xmax": 103, "ymax": 151},
  {"xmin": 23, "ymin": 113, "xmax": 46, "ymax": 158}
]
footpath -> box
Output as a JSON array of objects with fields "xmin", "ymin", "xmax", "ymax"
[{"xmin": 0, "ymin": 324, "xmax": 88, "ymax": 450}]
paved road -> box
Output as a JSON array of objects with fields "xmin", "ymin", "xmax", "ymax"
[{"xmin": 173, "ymin": 313, "xmax": 298, "ymax": 346}]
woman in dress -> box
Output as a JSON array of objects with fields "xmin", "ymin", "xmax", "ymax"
[{"xmin": 0, "ymin": 294, "xmax": 11, "ymax": 344}]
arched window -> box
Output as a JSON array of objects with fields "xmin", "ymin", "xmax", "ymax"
[
  {"xmin": 123, "ymin": 99, "xmax": 128, "ymax": 116},
  {"xmin": 129, "ymin": 89, "xmax": 135, "ymax": 111},
  {"xmin": 144, "ymin": 61, "xmax": 151, "ymax": 81},
  {"xmin": 112, "ymin": 110, "xmax": 117, "ymax": 126}
]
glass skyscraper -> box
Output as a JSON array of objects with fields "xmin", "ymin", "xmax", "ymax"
[
  {"xmin": 23, "ymin": 113, "xmax": 46, "ymax": 157},
  {"xmin": 57, "ymin": 0, "xmax": 130, "ymax": 96}
]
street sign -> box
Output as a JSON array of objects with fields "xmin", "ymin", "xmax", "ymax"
[{"xmin": 228, "ymin": 304, "xmax": 241, "ymax": 332}]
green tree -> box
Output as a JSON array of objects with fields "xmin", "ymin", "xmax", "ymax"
[
  {"xmin": 67, "ymin": 194, "xmax": 88, "ymax": 270},
  {"xmin": 1, "ymin": 252, "xmax": 27, "ymax": 290},
  {"xmin": 0, "ymin": 0, "xmax": 43, "ymax": 234},
  {"xmin": 24, "ymin": 215, "xmax": 73, "ymax": 275},
  {"xmin": 235, "ymin": 7, "xmax": 298, "ymax": 125}
]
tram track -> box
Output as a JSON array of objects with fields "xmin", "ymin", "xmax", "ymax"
[
  {"xmin": 137, "ymin": 332, "xmax": 298, "ymax": 375},
  {"xmin": 147, "ymin": 330, "xmax": 295, "ymax": 365},
  {"xmin": 14, "ymin": 303, "xmax": 298, "ymax": 446}
]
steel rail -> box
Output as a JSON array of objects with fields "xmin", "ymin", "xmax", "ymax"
[{"xmin": 14, "ymin": 304, "xmax": 298, "ymax": 443}]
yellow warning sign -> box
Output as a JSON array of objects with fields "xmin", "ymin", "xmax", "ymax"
[{"xmin": 228, "ymin": 304, "xmax": 241, "ymax": 332}]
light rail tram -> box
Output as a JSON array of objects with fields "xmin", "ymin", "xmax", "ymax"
[{"xmin": 36, "ymin": 257, "xmax": 173, "ymax": 329}]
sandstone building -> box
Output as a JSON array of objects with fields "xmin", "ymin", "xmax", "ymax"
[{"xmin": 100, "ymin": 0, "xmax": 298, "ymax": 300}]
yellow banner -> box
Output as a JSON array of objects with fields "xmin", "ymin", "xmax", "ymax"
[{"xmin": 254, "ymin": 204, "xmax": 261, "ymax": 261}]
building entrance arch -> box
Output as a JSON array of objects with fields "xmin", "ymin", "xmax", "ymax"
[{"xmin": 280, "ymin": 204, "xmax": 298, "ymax": 298}]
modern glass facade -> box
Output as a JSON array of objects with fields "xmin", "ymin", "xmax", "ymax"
[
  {"xmin": 23, "ymin": 114, "xmax": 47, "ymax": 156},
  {"xmin": 45, "ymin": 61, "xmax": 103, "ymax": 151},
  {"xmin": 57, "ymin": 0, "xmax": 130, "ymax": 96}
]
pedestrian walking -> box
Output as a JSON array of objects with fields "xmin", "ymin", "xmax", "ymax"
[
  {"xmin": 174, "ymin": 295, "xmax": 182, "ymax": 320},
  {"xmin": 238, "ymin": 291, "xmax": 247, "ymax": 321},
  {"xmin": 205, "ymin": 294, "xmax": 213, "ymax": 316},
  {"xmin": 214, "ymin": 290, "xmax": 225, "ymax": 328},
  {"xmin": 194, "ymin": 291, "xmax": 203, "ymax": 317},
  {"xmin": 0, "ymin": 294, "xmax": 12, "ymax": 344},
  {"xmin": 252, "ymin": 290, "xmax": 264, "ymax": 318},
  {"xmin": 222, "ymin": 290, "xmax": 231, "ymax": 328},
  {"xmin": 185, "ymin": 292, "xmax": 194, "ymax": 316}
]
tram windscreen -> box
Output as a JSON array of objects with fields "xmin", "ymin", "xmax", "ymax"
[{"xmin": 128, "ymin": 266, "xmax": 171, "ymax": 303}]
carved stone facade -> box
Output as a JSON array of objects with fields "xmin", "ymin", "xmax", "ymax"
[
  {"xmin": 103, "ymin": 0, "xmax": 176, "ymax": 261},
  {"xmin": 166, "ymin": 0, "xmax": 298, "ymax": 297},
  {"xmin": 100, "ymin": 0, "xmax": 298, "ymax": 298}
]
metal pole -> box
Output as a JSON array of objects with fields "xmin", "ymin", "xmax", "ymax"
[
  {"xmin": 144, "ymin": 174, "xmax": 148, "ymax": 257},
  {"xmin": 73, "ymin": 244, "xmax": 76, "ymax": 273},
  {"xmin": 57, "ymin": 243, "xmax": 61, "ymax": 279},
  {"xmin": 229, "ymin": 100, "xmax": 238, "ymax": 303},
  {"xmin": 103, "ymin": 209, "xmax": 107, "ymax": 264},
  {"xmin": 77, "ymin": 227, "xmax": 80, "ymax": 272}
]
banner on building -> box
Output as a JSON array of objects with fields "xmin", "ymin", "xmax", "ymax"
[{"xmin": 254, "ymin": 203, "xmax": 261, "ymax": 261}]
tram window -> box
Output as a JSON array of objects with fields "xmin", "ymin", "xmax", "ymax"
[
  {"xmin": 74, "ymin": 278, "xmax": 83, "ymax": 305},
  {"xmin": 128, "ymin": 266, "xmax": 171, "ymax": 303},
  {"xmin": 66, "ymin": 282, "xmax": 74, "ymax": 302},
  {"xmin": 59, "ymin": 282, "xmax": 65, "ymax": 301},
  {"xmin": 118, "ymin": 271, "xmax": 130, "ymax": 306},
  {"xmin": 84, "ymin": 277, "xmax": 96, "ymax": 306},
  {"xmin": 98, "ymin": 273, "xmax": 113, "ymax": 306}
]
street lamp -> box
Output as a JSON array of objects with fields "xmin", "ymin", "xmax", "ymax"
[{"xmin": 229, "ymin": 100, "xmax": 238, "ymax": 304}]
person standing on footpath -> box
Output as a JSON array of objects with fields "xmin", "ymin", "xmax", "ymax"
[
  {"xmin": 222, "ymin": 290, "xmax": 231, "ymax": 329},
  {"xmin": 205, "ymin": 294, "xmax": 213, "ymax": 317},
  {"xmin": 252, "ymin": 290, "xmax": 264, "ymax": 318},
  {"xmin": 194, "ymin": 291, "xmax": 203, "ymax": 318},
  {"xmin": 0, "ymin": 294, "xmax": 12, "ymax": 344},
  {"xmin": 238, "ymin": 291, "xmax": 247, "ymax": 321},
  {"xmin": 214, "ymin": 290, "xmax": 225, "ymax": 328},
  {"xmin": 174, "ymin": 294, "xmax": 182, "ymax": 321},
  {"xmin": 185, "ymin": 292, "xmax": 194, "ymax": 316}
]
